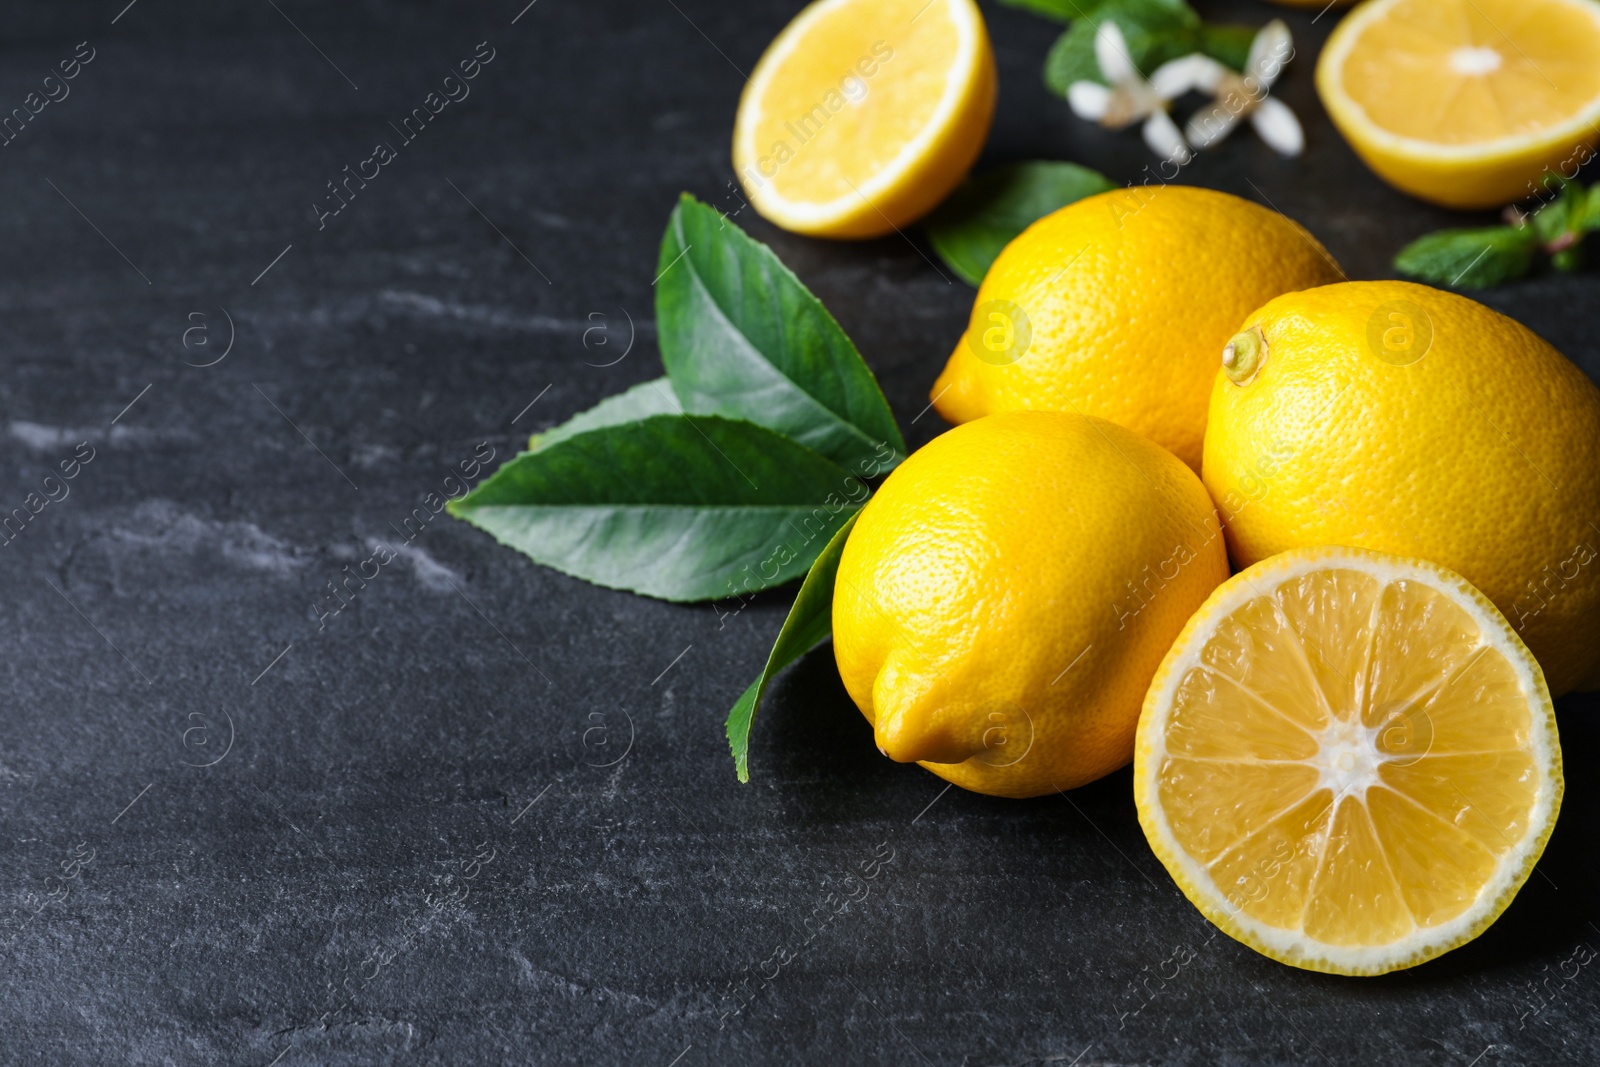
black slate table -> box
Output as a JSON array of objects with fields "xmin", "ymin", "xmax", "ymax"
[{"xmin": 3, "ymin": 2, "xmax": 1598, "ymax": 1064}]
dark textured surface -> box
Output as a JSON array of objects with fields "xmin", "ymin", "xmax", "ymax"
[{"xmin": 2, "ymin": 1, "xmax": 1598, "ymax": 1064}]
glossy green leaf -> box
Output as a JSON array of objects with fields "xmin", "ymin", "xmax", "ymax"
[
  {"xmin": 1580, "ymin": 184, "xmax": 1600, "ymax": 232},
  {"xmin": 996, "ymin": 0, "xmax": 1191, "ymax": 21},
  {"xmin": 927, "ymin": 162, "xmax": 1114, "ymax": 286},
  {"xmin": 1393, "ymin": 226, "xmax": 1538, "ymax": 289},
  {"xmin": 993, "ymin": 0, "xmax": 1108, "ymax": 22},
  {"xmin": 1043, "ymin": 1, "xmax": 1200, "ymax": 93},
  {"xmin": 1551, "ymin": 244, "xmax": 1586, "ymax": 273},
  {"xmin": 1532, "ymin": 180, "xmax": 1587, "ymax": 244},
  {"xmin": 450, "ymin": 415, "xmax": 866, "ymax": 602},
  {"xmin": 725, "ymin": 513, "xmax": 857, "ymax": 782},
  {"xmin": 1196, "ymin": 23, "xmax": 1255, "ymax": 71},
  {"xmin": 529, "ymin": 378, "xmax": 681, "ymax": 452},
  {"xmin": 656, "ymin": 194, "xmax": 906, "ymax": 474}
]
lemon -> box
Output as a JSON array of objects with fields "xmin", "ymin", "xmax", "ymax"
[
  {"xmin": 1203, "ymin": 279, "xmax": 1600, "ymax": 696},
  {"xmin": 930, "ymin": 187, "xmax": 1343, "ymax": 472},
  {"xmin": 1136, "ymin": 546, "xmax": 1562, "ymax": 976},
  {"xmin": 732, "ymin": 0, "xmax": 996, "ymax": 238},
  {"xmin": 832, "ymin": 411, "xmax": 1229, "ymax": 798},
  {"xmin": 1317, "ymin": 0, "xmax": 1600, "ymax": 209}
]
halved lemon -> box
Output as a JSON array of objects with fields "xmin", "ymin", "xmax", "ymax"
[
  {"xmin": 733, "ymin": 0, "xmax": 996, "ymax": 238},
  {"xmin": 1317, "ymin": 0, "xmax": 1600, "ymax": 209},
  {"xmin": 1135, "ymin": 547, "xmax": 1562, "ymax": 976}
]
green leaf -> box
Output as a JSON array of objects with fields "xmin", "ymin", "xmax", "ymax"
[
  {"xmin": 1532, "ymin": 180, "xmax": 1586, "ymax": 244},
  {"xmin": 450, "ymin": 415, "xmax": 865, "ymax": 602},
  {"xmin": 656, "ymin": 194, "xmax": 906, "ymax": 475},
  {"xmin": 994, "ymin": 0, "xmax": 1188, "ymax": 22},
  {"xmin": 1552, "ymin": 244, "xmax": 1585, "ymax": 273},
  {"xmin": 1580, "ymin": 184, "xmax": 1600, "ymax": 233},
  {"xmin": 991, "ymin": 0, "xmax": 1085, "ymax": 22},
  {"xmin": 926, "ymin": 162, "xmax": 1115, "ymax": 286},
  {"xmin": 725, "ymin": 512, "xmax": 857, "ymax": 782},
  {"xmin": 1196, "ymin": 23, "xmax": 1255, "ymax": 71},
  {"xmin": 1043, "ymin": 27, "xmax": 1097, "ymax": 95},
  {"xmin": 1523, "ymin": 169, "xmax": 1571, "ymax": 206},
  {"xmin": 529, "ymin": 378, "xmax": 681, "ymax": 451},
  {"xmin": 1393, "ymin": 226, "xmax": 1539, "ymax": 289},
  {"xmin": 1043, "ymin": 1, "xmax": 1201, "ymax": 93}
]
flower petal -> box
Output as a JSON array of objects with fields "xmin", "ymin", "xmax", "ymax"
[
  {"xmin": 1095, "ymin": 20, "xmax": 1139, "ymax": 86},
  {"xmin": 1186, "ymin": 102, "xmax": 1243, "ymax": 149},
  {"xmin": 1143, "ymin": 109, "xmax": 1192, "ymax": 164},
  {"xmin": 1252, "ymin": 95, "xmax": 1304, "ymax": 156},
  {"xmin": 1249, "ymin": 19, "xmax": 1294, "ymax": 88},
  {"xmin": 1150, "ymin": 54, "xmax": 1214, "ymax": 99},
  {"xmin": 1185, "ymin": 54, "xmax": 1232, "ymax": 94},
  {"xmin": 1068, "ymin": 81, "xmax": 1113, "ymax": 121}
]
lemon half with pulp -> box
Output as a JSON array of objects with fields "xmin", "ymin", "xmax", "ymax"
[
  {"xmin": 733, "ymin": 0, "xmax": 996, "ymax": 237},
  {"xmin": 1317, "ymin": 0, "xmax": 1600, "ymax": 208},
  {"xmin": 1136, "ymin": 546, "xmax": 1562, "ymax": 975}
]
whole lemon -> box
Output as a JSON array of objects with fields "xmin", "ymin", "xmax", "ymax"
[
  {"xmin": 1203, "ymin": 279, "xmax": 1600, "ymax": 696},
  {"xmin": 930, "ymin": 186, "xmax": 1344, "ymax": 472},
  {"xmin": 832, "ymin": 411, "xmax": 1230, "ymax": 797}
]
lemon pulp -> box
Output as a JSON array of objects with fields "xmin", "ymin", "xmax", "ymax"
[
  {"xmin": 1317, "ymin": 0, "xmax": 1600, "ymax": 207},
  {"xmin": 1137, "ymin": 548, "xmax": 1562, "ymax": 975},
  {"xmin": 733, "ymin": 0, "xmax": 995, "ymax": 237}
]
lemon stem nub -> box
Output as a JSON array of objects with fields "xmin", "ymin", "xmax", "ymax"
[{"xmin": 1223, "ymin": 326, "xmax": 1267, "ymax": 386}]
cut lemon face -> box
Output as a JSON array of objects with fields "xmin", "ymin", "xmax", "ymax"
[
  {"xmin": 1316, "ymin": 0, "xmax": 1600, "ymax": 208},
  {"xmin": 733, "ymin": 0, "xmax": 996, "ymax": 238},
  {"xmin": 1135, "ymin": 547, "xmax": 1562, "ymax": 975}
]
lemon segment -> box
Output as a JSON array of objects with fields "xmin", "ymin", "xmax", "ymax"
[
  {"xmin": 733, "ymin": 0, "xmax": 996, "ymax": 238},
  {"xmin": 1136, "ymin": 547, "xmax": 1562, "ymax": 975},
  {"xmin": 1316, "ymin": 0, "xmax": 1600, "ymax": 208}
]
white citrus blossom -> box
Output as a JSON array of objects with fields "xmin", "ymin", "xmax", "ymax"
[
  {"xmin": 1184, "ymin": 20, "xmax": 1303, "ymax": 157},
  {"xmin": 1067, "ymin": 21, "xmax": 1204, "ymax": 164}
]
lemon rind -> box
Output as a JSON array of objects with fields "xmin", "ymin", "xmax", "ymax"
[
  {"xmin": 732, "ymin": 0, "xmax": 985, "ymax": 231},
  {"xmin": 1315, "ymin": 0, "xmax": 1600, "ymax": 165},
  {"xmin": 1134, "ymin": 545, "xmax": 1564, "ymax": 977}
]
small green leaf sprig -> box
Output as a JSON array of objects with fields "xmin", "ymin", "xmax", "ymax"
[
  {"xmin": 450, "ymin": 194, "xmax": 906, "ymax": 781},
  {"xmin": 997, "ymin": 0, "xmax": 1256, "ymax": 86},
  {"xmin": 1394, "ymin": 179, "xmax": 1600, "ymax": 289}
]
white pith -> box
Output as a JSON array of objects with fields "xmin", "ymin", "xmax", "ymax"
[
  {"xmin": 1138, "ymin": 548, "xmax": 1562, "ymax": 974},
  {"xmin": 1448, "ymin": 45, "xmax": 1502, "ymax": 76},
  {"xmin": 733, "ymin": 0, "xmax": 982, "ymax": 227},
  {"xmin": 1313, "ymin": 717, "xmax": 1384, "ymax": 800}
]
